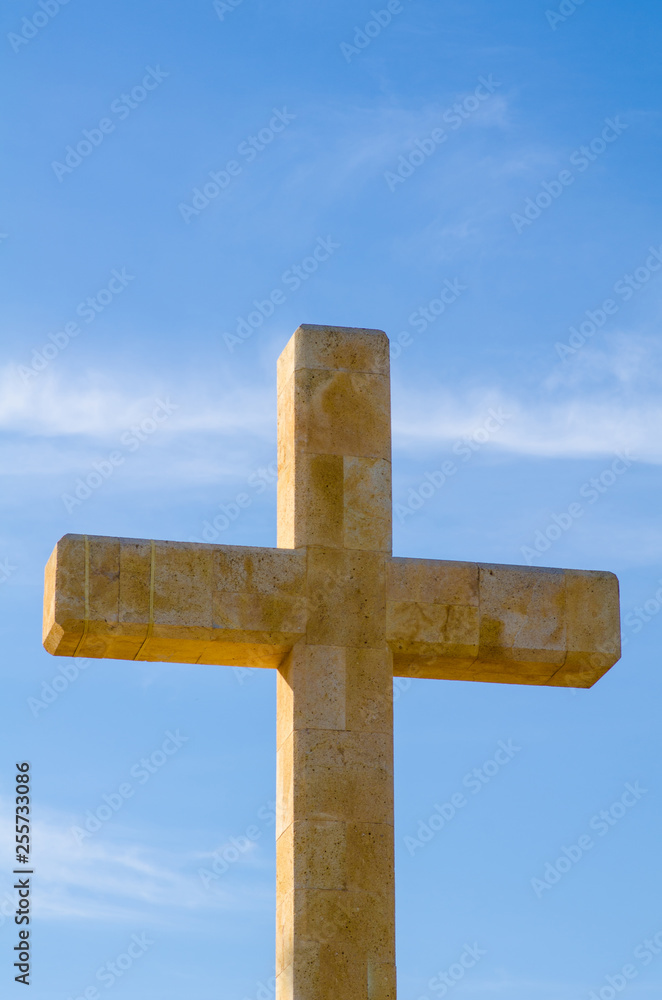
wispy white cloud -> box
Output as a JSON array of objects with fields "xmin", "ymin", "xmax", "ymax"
[
  {"xmin": 2, "ymin": 333, "xmax": 661, "ymax": 481},
  {"xmin": 544, "ymin": 332, "xmax": 662, "ymax": 392},
  {"xmin": 394, "ymin": 333, "xmax": 662, "ymax": 464},
  {"xmin": 0, "ymin": 806, "xmax": 271, "ymax": 927},
  {"xmin": 394, "ymin": 332, "xmax": 662, "ymax": 462},
  {"xmin": 393, "ymin": 392, "xmax": 662, "ymax": 462},
  {"xmin": 0, "ymin": 366, "xmax": 272, "ymax": 439}
]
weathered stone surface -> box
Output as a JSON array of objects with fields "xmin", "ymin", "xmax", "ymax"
[
  {"xmin": 386, "ymin": 557, "xmax": 620, "ymax": 687},
  {"xmin": 43, "ymin": 537, "xmax": 307, "ymax": 665},
  {"xmin": 277, "ymin": 325, "xmax": 392, "ymax": 552},
  {"xmin": 43, "ymin": 323, "xmax": 622, "ymax": 1000}
]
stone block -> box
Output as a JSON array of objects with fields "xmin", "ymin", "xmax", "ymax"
[
  {"xmin": 388, "ymin": 557, "xmax": 478, "ymax": 606},
  {"xmin": 295, "ymin": 368, "xmax": 391, "ymax": 462},
  {"xmin": 343, "ymin": 456, "xmax": 392, "ymax": 552},
  {"xmin": 282, "ymin": 324, "xmax": 390, "ymax": 378},
  {"xmin": 305, "ymin": 548, "xmax": 386, "ymax": 649}
]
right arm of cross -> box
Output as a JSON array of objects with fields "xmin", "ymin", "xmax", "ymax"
[
  {"xmin": 386, "ymin": 557, "xmax": 621, "ymax": 688},
  {"xmin": 43, "ymin": 534, "xmax": 307, "ymax": 666}
]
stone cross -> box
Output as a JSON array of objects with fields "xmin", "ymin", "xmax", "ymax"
[{"xmin": 43, "ymin": 325, "xmax": 621, "ymax": 1000}]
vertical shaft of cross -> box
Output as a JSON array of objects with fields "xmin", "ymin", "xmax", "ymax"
[{"xmin": 275, "ymin": 326, "xmax": 396, "ymax": 999}]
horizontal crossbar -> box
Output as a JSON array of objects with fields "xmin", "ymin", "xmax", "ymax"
[{"xmin": 43, "ymin": 535, "xmax": 620, "ymax": 687}]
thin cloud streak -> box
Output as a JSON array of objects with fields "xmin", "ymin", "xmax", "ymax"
[
  {"xmin": 0, "ymin": 807, "xmax": 272, "ymax": 927},
  {"xmin": 3, "ymin": 331, "xmax": 661, "ymax": 473}
]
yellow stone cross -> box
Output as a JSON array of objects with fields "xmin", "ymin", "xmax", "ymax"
[{"xmin": 43, "ymin": 325, "xmax": 621, "ymax": 999}]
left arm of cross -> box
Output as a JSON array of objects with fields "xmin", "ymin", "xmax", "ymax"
[
  {"xmin": 386, "ymin": 557, "xmax": 620, "ymax": 688},
  {"xmin": 43, "ymin": 534, "xmax": 307, "ymax": 666}
]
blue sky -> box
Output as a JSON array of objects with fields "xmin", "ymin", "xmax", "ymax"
[{"xmin": 1, "ymin": 0, "xmax": 662, "ymax": 997}]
